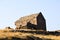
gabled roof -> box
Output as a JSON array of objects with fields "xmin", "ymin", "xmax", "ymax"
[{"xmin": 37, "ymin": 12, "xmax": 45, "ymax": 21}]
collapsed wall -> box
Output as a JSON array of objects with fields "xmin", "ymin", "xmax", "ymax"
[{"xmin": 15, "ymin": 12, "xmax": 46, "ymax": 31}]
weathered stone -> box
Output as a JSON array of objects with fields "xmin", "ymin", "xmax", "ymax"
[
  {"xmin": 5, "ymin": 26, "xmax": 12, "ymax": 29},
  {"xmin": 15, "ymin": 12, "xmax": 46, "ymax": 31}
]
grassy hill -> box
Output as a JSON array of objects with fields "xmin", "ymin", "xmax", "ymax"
[{"xmin": 0, "ymin": 29, "xmax": 60, "ymax": 40}]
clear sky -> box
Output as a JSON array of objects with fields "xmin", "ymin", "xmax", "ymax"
[{"xmin": 0, "ymin": 0, "xmax": 60, "ymax": 31}]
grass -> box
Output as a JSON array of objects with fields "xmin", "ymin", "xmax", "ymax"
[{"xmin": 0, "ymin": 29, "xmax": 60, "ymax": 40}]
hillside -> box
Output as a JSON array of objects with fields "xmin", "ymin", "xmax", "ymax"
[{"xmin": 0, "ymin": 29, "xmax": 60, "ymax": 40}]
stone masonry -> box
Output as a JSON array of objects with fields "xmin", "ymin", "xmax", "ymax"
[{"xmin": 15, "ymin": 12, "xmax": 46, "ymax": 31}]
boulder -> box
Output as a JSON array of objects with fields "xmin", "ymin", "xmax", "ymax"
[{"xmin": 5, "ymin": 26, "xmax": 12, "ymax": 29}]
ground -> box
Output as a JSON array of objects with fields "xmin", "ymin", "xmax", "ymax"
[{"xmin": 0, "ymin": 29, "xmax": 60, "ymax": 40}]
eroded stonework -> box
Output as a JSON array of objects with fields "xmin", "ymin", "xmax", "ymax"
[{"xmin": 15, "ymin": 12, "xmax": 46, "ymax": 31}]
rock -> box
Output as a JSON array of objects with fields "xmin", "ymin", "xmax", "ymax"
[
  {"xmin": 15, "ymin": 12, "xmax": 46, "ymax": 31},
  {"xmin": 5, "ymin": 26, "xmax": 12, "ymax": 29}
]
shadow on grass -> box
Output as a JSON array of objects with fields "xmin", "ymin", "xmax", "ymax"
[{"xmin": 11, "ymin": 30, "xmax": 60, "ymax": 36}]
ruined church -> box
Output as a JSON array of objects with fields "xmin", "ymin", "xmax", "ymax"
[{"xmin": 15, "ymin": 12, "xmax": 46, "ymax": 31}]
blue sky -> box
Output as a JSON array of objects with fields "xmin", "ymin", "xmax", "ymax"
[{"xmin": 0, "ymin": 0, "xmax": 60, "ymax": 31}]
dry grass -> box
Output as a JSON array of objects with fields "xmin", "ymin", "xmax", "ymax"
[{"xmin": 0, "ymin": 29, "xmax": 60, "ymax": 40}]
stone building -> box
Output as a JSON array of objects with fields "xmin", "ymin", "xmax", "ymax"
[{"xmin": 15, "ymin": 12, "xmax": 46, "ymax": 31}]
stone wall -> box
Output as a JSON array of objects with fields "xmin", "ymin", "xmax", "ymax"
[{"xmin": 15, "ymin": 12, "xmax": 46, "ymax": 31}]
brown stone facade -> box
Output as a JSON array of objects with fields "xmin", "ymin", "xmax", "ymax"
[{"xmin": 15, "ymin": 12, "xmax": 46, "ymax": 31}]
